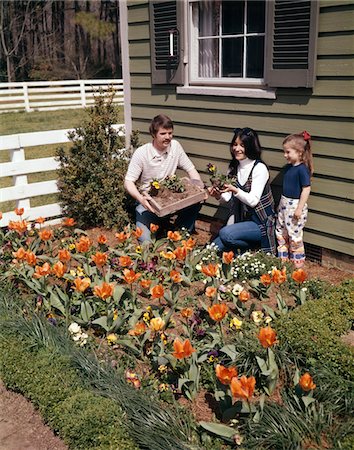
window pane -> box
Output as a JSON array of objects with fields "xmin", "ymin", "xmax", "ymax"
[
  {"xmin": 199, "ymin": 38, "xmax": 219, "ymax": 77},
  {"xmin": 222, "ymin": 1, "xmax": 244, "ymax": 35},
  {"xmin": 246, "ymin": 36, "xmax": 264, "ymax": 78},
  {"xmin": 222, "ymin": 38, "xmax": 243, "ymax": 77},
  {"xmin": 247, "ymin": 1, "xmax": 265, "ymax": 33},
  {"xmin": 199, "ymin": 0, "xmax": 220, "ymax": 37}
]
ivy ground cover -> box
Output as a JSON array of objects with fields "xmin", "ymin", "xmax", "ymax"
[{"xmin": 1, "ymin": 210, "xmax": 353, "ymax": 449}]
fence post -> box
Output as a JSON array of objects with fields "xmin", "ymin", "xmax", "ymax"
[
  {"xmin": 80, "ymin": 81, "xmax": 86, "ymax": 107},
  {"xmin": 23, "ymin": 84, "xmax": 31, "ymax": 112},
  {"xmin": 9, "ymin": 146, "xmax": 31, "ymax": 212}
]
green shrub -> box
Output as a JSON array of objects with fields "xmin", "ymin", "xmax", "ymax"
[
  {"xmin": 276, "ymin": 279, "xmax": 354, "ymax": 379},
  {"xmin": 56, "ymin": 89, "xmax": 134, "ymax": 229},
  {"xmin": 0, "ymin": 337, "xmax": 138, "ymax": 450},
  {"xmin": 51, "ymin": 391, "xmax": 138, "ymax": 449}
]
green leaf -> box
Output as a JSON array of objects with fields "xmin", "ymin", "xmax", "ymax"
[
  {"xmin": 49, "ymin": 292, "xmax": 66, "ymax": 315},
  {"xmin": 199, "ymin": 422, "xmax": 236, "ymax": 439},
  {"xmin": 80, "ymin": 301, "xmax": 94, "ymax": 322},
  {"xmin": 220, "ymin": 344, "xmax": 238, "ymax": 360},
  {"xmin": 116, "ymin": 339, "xmax": 140, "ymax": 355},
  {"xmin": 302, "ymin": 396, "xmax": 316, "ymax": 408},
  {"xmin": 92, "ymin": 316, "xmax": 109, "ymax": 331},
  {"xmin": 113, "ymin": 285, "xmax": 125, "ymax": 303}
]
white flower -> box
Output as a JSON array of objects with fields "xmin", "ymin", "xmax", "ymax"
[
  {"xmin": 265, "ymin": 316, "xmax": 272, "ymax": 324},
  {"xmin": 232, "ymin": 283, "xmax": 243, "ymax": 295},
  {"xmin": 251, "ymin": 311, "xmax": 264, "ymax": 324},
  {"xmin": 72, "ymin": 334, "xmax": 81, "ymax": 341},
  {"xmin": 68, "ymin": 322, "xmax": 81, "ymax": 334}
]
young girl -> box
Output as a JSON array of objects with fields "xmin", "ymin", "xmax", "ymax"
[
  {"xmin": 276, "ymin": 131, "xmax": 314, "ymax": 267},
  {"xmin": 211, "ymin": 127, "xmax": 276, "ymax": 254}
]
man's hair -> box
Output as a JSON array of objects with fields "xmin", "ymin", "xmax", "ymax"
[{"xmin": 149, "ymin": 114, "xmax": 174, "ymax": 136}]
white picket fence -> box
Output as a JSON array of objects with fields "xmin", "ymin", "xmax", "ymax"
[
  {"xmin": 0, "ymin": 79, "xmax": 124, "ymax": 113},
  {"xmin": 0, "ymin": 125, "xmax": 124, "ymax": 227}
]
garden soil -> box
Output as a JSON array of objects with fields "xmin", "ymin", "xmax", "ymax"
[{"xmin": 0, "ymin": 220, "xmax": 352, "ymax": 448}]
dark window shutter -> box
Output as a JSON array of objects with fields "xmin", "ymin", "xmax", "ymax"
[
  {"xmin": 264, "ymin": 0, "xmax": 319, "ymax": 88},
  {"xmin": 149, "ymin": 0, "xmax": 184, "ymax": 85}
]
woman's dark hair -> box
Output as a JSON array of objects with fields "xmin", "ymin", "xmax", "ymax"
[{"xmin": 228, "ymin": 127, "xmax": 263, "ymax": 175}]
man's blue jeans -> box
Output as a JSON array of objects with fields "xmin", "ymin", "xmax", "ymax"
[
  {"xmin": 136, "ymin": 202, "xmax": 201, "ymax": 243},
  {"xmin": 213, "ymin": 221, "xmax": 261, "ymax": 253}
]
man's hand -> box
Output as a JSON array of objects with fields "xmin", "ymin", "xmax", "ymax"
[{"xmin": 140, "ymin": 193, "xmax": 156, "ymax": 213}]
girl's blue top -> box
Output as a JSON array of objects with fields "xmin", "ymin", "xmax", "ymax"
[{"xmin": 283, "ymin": 163, "xmax": 311, "ymax": 199}]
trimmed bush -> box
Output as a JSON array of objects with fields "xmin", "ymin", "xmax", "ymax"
[
  {"xmin": 56, "ymin": 89, "xmax": 134, "ymax": 229},
  {"xmin": 276, "ymin": 279, "xmax": 354, "ymax": 379},
  {"xmin": 0, "ymin": 337, "xmax": 138, "ymax": 450}
]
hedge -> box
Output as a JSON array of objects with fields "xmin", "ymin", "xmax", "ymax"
[
  {"xmin": 0, "ymin": 337, "xmax": 139, "ymax": 450},
  {"xmin": 276, "ymin": 279, "xmax": 354, "ymax": 380}
]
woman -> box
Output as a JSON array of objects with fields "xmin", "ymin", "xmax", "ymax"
[{"xmin": 210, "ymin": 127, "xmax": 276, "ymax": 254}]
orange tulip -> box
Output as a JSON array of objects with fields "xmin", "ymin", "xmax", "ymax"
[
  {"xmin": 239, "ymin": 290, "xmax": 250, "ymax": 303},
  {"xmin": 299, "ymin": 372, "xmax": 316, "ymax": 391},
  {"xmin": 170, "ymin": 270, "xmax": 182, "ymax": 283},
  {"xmin": 202, "ymin": 263, "xmax": 219, "ymax": 277},
  {"xmin": 62, "ymin": 217, "xmax": 76, "ymax": 227},
  {"xmin": 260, "ymin": 274, "xmax": 272, "ymax": 286},
  {"xmin": 208, "ymin": 303, "xmax": 228, "ymax": 322},
  {"xmin": 35, "ymin": 217, "xmax": 45, "ymax": 224},
  {"xmin": 52, "ymin": 261, "xmax": 66, "ymax": 278},
  {"xmin": 75, "ymin": 236, "xmax": 92, "ymax": 253},
  {"xmin": 173, "ymin": 246, "xmax": 187, "ymax": 261},
  {"xmin": 94, "ymin": 282, "xmax": 114, "ymax": 300},
  {"xmin": 132, "ymin": 227, "xmax": 143, "ymax": 238},
  {"xmin": 15, "ymin": 207, "xmax": 24, "ymax": 216},
  {"xmin": 172, "ymin": 338, "xmax": 196, "ymax": 359},
  {"xmin": 160, "ymin": 250, "xmax": 177, "ymax": 260},
  {"xmin": 33, "ymin": 262, "xmax": 51, "ymax": 279},
  {"xmin": 128, "ymin": 322, "xmax": 147, "ymax": 336},
  {"xmin": 230, "ymin": 375, "xmax": 256, "ymax": 400},
  {"xmin": 97, "ymin": 234, "xmax": 108, "ymax": 244},
  {"xmin": 91, "ymin": 252, "xmax": 108, "ymax": 267},
  {"xmin": 73, "ymin": 277, "xmax": 91, "ymax": 293},
  {"xmin": 150, "ymin": 223, "xmax": 159, "ymax": 233},
  {"xmin": 215, "ymin": 364, "xmax": 238, "ymax": 385},
  {"xmin": 222, "ymin": 251, "xmax": 234, "ymax": 264},
  {"xmin": 272, "ymin": 267, "xmax": 287, "ymax": 284},
  {"xmin": 39, "ymin": 229, "xmax": 53, "ymax": 241},
  {"xmin": 182, "ymin": 237, "xmax": 196, "ymax": 250},
  {"xmin": 0, "ymin": 211, "xmax": 2, "ymax": 220},
  {"xmin": 205, "ymin": 286, "xmax": 217, "ymax": 298},
  {"xmin": 292, "ymin": 269, "xmax": 307, "ymax": 284},
  {"xmin": 149, "ymin": 317, "xmax": 165, "ymax": 332},
  {"xmin": 180, "ymin": 307, "xmax": 193, "ymax": 318},
  {"xmin": 140, "ymin": 279, "xmax": 152, "ymax": 290},
  {"xmin": 123, "ymin": 268, "xmax": 141, "ymax": 284},
  {"xmin": 258, "ymin": 326, "xmax": 277, "ymax": 348},
  {"xmin": 8, "ymin": 220, "xmax": 28, "ymax": 234},
  {"xmin": 167, "ymin": 230, "xmax": 182, "ymax": 241},
  {"xmin": 25, "ymin": 251, "xmax": 37, "ymax": 266},
  {"xmin": 119, "ymin": 255, "xmax": 133, "ymax": 267},
  {"xmin": 115, "ymin": 231, "xmax": 130, "ymax": 243},
  {"xmin": 12, "ymin": 247, "xmax": 27, "ymax": 260},
  {"xmin": 58, "ymin": 249, "xmax": 71, "ymax": 262},
  {"xmin": 150, "ymin": 284, "xmax": 164, "ymax": 299}
]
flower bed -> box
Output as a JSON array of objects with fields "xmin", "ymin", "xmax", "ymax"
[{"xmin": 1, "ymin": 210, "xmax": 353, "ymax": 449}]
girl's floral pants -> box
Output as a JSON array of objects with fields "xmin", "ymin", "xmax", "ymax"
[{"xmin": 276, "ymin": 195, "xmax": 308, "ymax": 267}]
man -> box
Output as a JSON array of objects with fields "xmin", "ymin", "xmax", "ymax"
[{"xmin": 124, "ymin": 114, "xmax": 203, "ymax": 242}]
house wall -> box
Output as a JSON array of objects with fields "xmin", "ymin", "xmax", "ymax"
[{"xmin": 127, "ymin": 0, "xmax": 354, "ymax": 257}]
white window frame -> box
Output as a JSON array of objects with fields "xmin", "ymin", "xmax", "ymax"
[{"xmin": 177, "ymin": 0, "xmax": 276, "ymax": 99}]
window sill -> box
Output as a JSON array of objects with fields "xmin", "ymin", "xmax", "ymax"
[{"xmin": 176, "ymin": 85, "xmax": 276, "ymax": 100}]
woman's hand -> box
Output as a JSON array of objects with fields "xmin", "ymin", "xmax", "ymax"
[
  {"xmin": 293, "ymin": 207, "xmax": 302, "ymax": 220},
  {"xmin": 207, "ymin": 186, "xmax": 221, "ymax": 199},
  {"xmin": 220, "ymin": 184, "xmax": 238, "ymax": 195}
]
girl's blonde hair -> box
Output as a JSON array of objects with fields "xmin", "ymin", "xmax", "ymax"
[{"xmin": 283, "ymin": 131, "xmax": 314, "ymax": 175}]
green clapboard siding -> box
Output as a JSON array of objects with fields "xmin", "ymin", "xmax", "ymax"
[{"xmin": 127, "ymin": 1, "xmax": 354, "ymax": 257}]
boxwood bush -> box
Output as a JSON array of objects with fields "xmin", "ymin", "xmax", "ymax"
[
  {"xmin": 276, "ymin": 279, "xmax": 354, "ymax": 380},
  {"xmin": 0, "ymin": 338, "xmax": 138, "ymax": 450}
]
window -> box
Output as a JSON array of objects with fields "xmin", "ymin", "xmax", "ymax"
[
  {"xmin": 190, "ymin": 0, "xmax": 266, "ymax": 85},
  {"xmin": 149, "ymin": 0, "xmax": 319, "ymax": 91}
]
